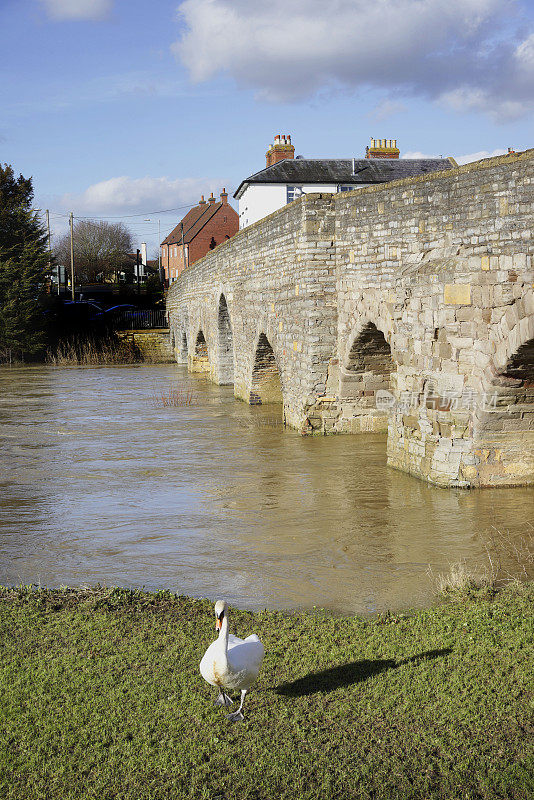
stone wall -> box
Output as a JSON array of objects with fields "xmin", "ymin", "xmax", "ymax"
[
  {"xmin": 332, "ymin": 149, "xmax": 534, "ymax": 486},
  {"xmin": 167, "ymin": 149, "xmax": 534, "ymax": 487},
  {"xmin": 120, "ymin": 329, "xmax": 174, "ymax": 363},
  {"xmin": 167, "ymin": 193, "xmax": 338, "ymax": 429}
]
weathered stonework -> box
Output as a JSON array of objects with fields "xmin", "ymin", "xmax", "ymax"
[
  {"xmin": 167, "ymin": 149, "xmax": 534, "ymax": 488},
  {"xmin": 120, "ymin": 329, "xmax": 174, "ymax": 363}
]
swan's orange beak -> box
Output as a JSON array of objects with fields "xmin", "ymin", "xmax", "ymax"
[{"xmin": 216, "ymin": 618, "xmax": 222, "ymax": 631}]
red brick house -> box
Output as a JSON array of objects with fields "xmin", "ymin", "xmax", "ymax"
[{"xmin": 161, "ymin": 190, "xmax": 238, "ymax": 284}]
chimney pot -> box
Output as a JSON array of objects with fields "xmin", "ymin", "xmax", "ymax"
[
  {"xmin": 199, "ymin": 195, "xmax": 206, "ymax": 204},
  {"xmin": 366, "ymin": 137, "xmax": 399, "ymax": 159},
  {"xmin": 267, "ymin": 133, "xmax": 295, "ymax": 167}
]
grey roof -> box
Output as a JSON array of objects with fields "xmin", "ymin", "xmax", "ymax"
[{"xmin": 234, "ymin": 157, "xmax": 454, "ymax": 198}]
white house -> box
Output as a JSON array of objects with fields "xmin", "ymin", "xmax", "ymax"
[{"xmin": 234, "ymin": 135, "xmax": 456, "ymax": 229}]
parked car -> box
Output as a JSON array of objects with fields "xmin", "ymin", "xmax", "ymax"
[
  {"xmin": 62, "ymin": 301, "xmax": 104, "ymax": 323},
  {"xmin": 96, "ymin": 305, "xmax": 154, "ymax": 329}
]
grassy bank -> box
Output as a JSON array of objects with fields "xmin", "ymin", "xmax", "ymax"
[
  {"xmin": 46, "ymin": 334, "xmax": 141, "ymax": 366},
  {"xmin": 0, "ymin": 585, "xmax": 532, "ymax": 800}
]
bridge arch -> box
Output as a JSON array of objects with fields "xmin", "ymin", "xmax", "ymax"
[
  {"xmin": 190, "ymin": 328, "xmax": 210, "ymax": 373},
  {"xmin": 217, "ymin": 293, "xmax": 234, "ymax": 385},
  {"xmin": 472, "ymin": 301, "xmax": 534, "ymax": 484},
  {"xmin": 489, "ymin": 293, "xmax": 534, "ymax": 379},
  {"xmin": 334, "ymin": 314, "xmax": 398, "ymax": 433},
  {"xmin": 249, "ymin": 332, "xmax": 284, "ymax": 405},
  {"xmin": 342, "ymin": 322, "xmax": 395, "ymax": 395}
]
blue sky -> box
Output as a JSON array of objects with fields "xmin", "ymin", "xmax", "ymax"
[{"xmin": 2, "ymin": 0, "xmax": 533, "ymax": 254}]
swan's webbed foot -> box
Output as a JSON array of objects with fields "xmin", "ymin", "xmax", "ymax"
[
  {"xmin": 215, "ymin": 692, "xmax": 233, "ymax": 708},
  {"xmin": 226, "ymin": 709, "xmax": 244, "ymax": 722},
  {"xmin": 226, "ymin": 690, "xmax": 247, "ymax": 722}
]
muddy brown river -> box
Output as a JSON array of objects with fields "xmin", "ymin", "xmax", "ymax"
[{"xmin": 0, "ymin": 364, "xmax": 531, "ymax": 614}]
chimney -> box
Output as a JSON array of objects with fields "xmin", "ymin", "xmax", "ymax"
[
  {"xmin": 220, "ymin": 188, "xmax": 228, "ymax": 204},
  {"xmin": 266, "ymin": 133, "xmax": 295, "ymax": 167},
  {"xmin": 365, "ymin": 137, "xmax": 400, "ymax": 159},
  {"xmin": 208, "ymin": 192, "xmax": 215, "ymax": 203},
  {"xmin": 199, "ymin": 195, "xmax": 206, "ymax": 205}
]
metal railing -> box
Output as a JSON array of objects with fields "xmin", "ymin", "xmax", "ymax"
[{"xmin": 112, "ymin": 309, "xmax": 168, "ymax": 330}]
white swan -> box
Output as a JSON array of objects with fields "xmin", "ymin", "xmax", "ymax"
[{"xmin": 199, "ymin": 600, "xmax": 264, "ymax": 722}]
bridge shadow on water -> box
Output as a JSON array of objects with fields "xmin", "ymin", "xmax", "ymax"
[{"xmin": 275, "ymin": 648, "xmax": 452, "ymax": 697}]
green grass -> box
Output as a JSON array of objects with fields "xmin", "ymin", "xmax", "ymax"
[{"xmin": 0, "ymin": 584, "xmax": 532, "ymax": 800}]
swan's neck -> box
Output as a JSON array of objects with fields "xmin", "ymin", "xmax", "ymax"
[{"xmin": 217, "ymin": 614, "xmax": 229, "ymax": 655}]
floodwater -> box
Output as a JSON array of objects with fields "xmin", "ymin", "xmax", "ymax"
[{"xmin": 0, "ymin": 364, "xmax": 531, "ymax": 615}]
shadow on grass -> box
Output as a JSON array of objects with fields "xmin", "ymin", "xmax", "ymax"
[{"xmin": 275, "ymin": 648, "xmax": 452, "ymax": 697}]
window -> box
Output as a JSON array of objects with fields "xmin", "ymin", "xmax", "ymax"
[
  {"xmin": 338, "ymin": 185, "xmax": 355, "ymax": 193},
  {"xmin": 287, "ymin": 185, "xmax": 304, "ymax": 204}
]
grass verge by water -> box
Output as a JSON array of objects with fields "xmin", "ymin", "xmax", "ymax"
[
  {"xmin": 0, "ymin": 584, "xmax": 532, "ymax": 800},
  {"xmin": 46, "ymin": 335, "xmax": 141, "ymax": 365}
]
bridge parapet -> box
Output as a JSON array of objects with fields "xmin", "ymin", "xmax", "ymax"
[{"xmin": 168, "ymin": 149, "xmax": 534, "ymax": 487}]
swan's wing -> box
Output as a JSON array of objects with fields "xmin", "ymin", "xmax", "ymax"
[
  {"xmin": 227, "ymin": 638, "xmax": 264, "ymax": 687},
  {"xmin": 227, "ymin": 634, "xmax": 245, "ymax": 647}
]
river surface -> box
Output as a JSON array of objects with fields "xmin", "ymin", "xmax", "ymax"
[{"xmin": 0, "ymin": 364, "xmax": 531, "ymax": 615}]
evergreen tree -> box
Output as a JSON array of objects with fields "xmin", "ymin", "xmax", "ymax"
[{"xmin": 0, "ymin": 163, "xmax": 50, "ymax": 361}]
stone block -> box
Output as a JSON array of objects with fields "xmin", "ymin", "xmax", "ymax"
[{"xmin": 444, "ymin": 284, "xmax": 472, "ymax": 305}]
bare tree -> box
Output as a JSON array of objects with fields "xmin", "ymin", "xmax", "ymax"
[{"xmin": 54, "ymin": 220, "xmax": 133, "ymax": 284}]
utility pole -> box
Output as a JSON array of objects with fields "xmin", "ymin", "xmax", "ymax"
[
  {"xmin": 69, "ymin": 212, "xmax": 75, "ymax": 301},
  {"xmin": 45, "ymin": 210, "xmax": 57, "ymax": 295},
  {"xmin": 136, "ymin": 248, "xmax": 141, "ymax": 294},
  {"xmin": 145, "ymin": 218, "xmax": 163, "ymax": 283},
  {"xmin": 158, "ymin": 219, "xmax": 161, "ymax": 279}
]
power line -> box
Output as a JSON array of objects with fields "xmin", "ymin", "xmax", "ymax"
[
  {"xmin": 36, "ymin": 201, "xmax": 203, "ymax": 221},
  {"xmin": 75, "ymin": 205, "xmax": 198, "ymax": 220}
]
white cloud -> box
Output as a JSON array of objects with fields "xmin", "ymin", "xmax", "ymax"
[
  {"xmin": 402, "ymin": 151, "xmax": 438, "ymax": 159},
  {"xmin": 49, "ymin": 175, "xmax": 231, "ymax": 252},
  {"xmin": 454, "ymin": 149, "xmax": 508, "ymax": 164},
  {"xmin": 403, "ymin": 148, "xmax": 508, "ymax": 163},
  {"xmin": 40, "ymin": 0, "xmax": 113, "ymax": 21},
  {"xmin": 438, "ymin": 87, "xmax": 528, "ymax": 122},
  {"xmin": 173, "ymin": 0, "xmax": 534, "ymax": 119},
  {"xmin": 515, "ymin": 33, "xmax": 534, "ymax": 74},
  {"xmin": 60, "ymin": 175, "xmax": 226, "ymax": 215}
]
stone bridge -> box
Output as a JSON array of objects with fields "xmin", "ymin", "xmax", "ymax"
[{"xmin": 167, "ymin": 149, "xmax": 534, "ymax": 488}]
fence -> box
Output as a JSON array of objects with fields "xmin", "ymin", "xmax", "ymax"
[{"xmin": 112, "ymin": 309, "xmax": 168, "ymax": 330}]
